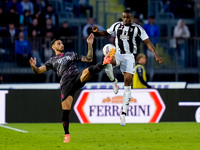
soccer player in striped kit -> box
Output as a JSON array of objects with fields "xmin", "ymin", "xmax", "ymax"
[{"xmin": 92, "ymin": 9, "xmax": 163, "ymax": 126}]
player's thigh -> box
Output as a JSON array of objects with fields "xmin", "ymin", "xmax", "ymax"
[
  {"xmin": 80, "ymin": 68, "xmax": 92, "ymax": 82},
  {"xmin": 62, "ymin": 95, "xmax": 73, "ymax": 110},
  {"xmin": 114, "ymin": 52, "xmax": 122, "ymax": 67},
  {"xmin": 120, "ymin": 54, "xmax": 135, "ymax": 75}
]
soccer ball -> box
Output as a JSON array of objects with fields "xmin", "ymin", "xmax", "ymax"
[{"xmin": 102, "ymin": 44, "xmax": 116, "ymax": 56}]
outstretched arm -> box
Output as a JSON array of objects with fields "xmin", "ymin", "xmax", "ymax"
[
  {"xmin": 29, "ymin": 57, "xmax": 47, "ymax": 74},
  {"xmin": 81, "ymin": 33, "xmax": 94, "ymax": 62},
  {"xmin": 144, "ymin": 38, "xmax": 163, "ymax": 63},
  {"xmin": 92, "ymin": 25, "xmax": 110, "ymax": 36}
]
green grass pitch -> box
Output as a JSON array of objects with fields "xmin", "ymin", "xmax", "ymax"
[{"xmin": 0, "ymin": 123, "xmax": 200, "ymax": 150}]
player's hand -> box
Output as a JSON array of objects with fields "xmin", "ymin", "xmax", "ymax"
[
  {"xmin": 87, "ymin": 33, "xmax": 94, "ymax": 45},
  {"xmin": 92, "ymin": 25, "xmax": 98, "ymax": 32},
  {"xmin": 156, "ymin": 56, "xmax": 163, "ymax": 63},
  {"xmin": 29, "ymin": 57, "xmax": 37, "ymax": 67}
]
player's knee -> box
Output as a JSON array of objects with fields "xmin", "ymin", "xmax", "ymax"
[{"xmin": 124, "ymin": 80, "xmax": 132, "ymax": 86}]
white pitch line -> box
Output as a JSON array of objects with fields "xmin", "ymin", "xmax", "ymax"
[
  {"xmin": 0, "ymin": 124, "xmax": 28, "ymax": 133},
  {"xmin": 178, "ymin": 102, "xmax": 200, "ymax": 106}
]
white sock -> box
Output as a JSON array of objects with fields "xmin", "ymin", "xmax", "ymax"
[
  {"xmin": 122, "ymin": 86, "xmax": 131, "ymax": 114},
  {"xmin": 105, "ymin": 64, "xmax": 114, "ymax": 81}
]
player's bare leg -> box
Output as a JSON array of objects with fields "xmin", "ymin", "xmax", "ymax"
[
  {"xmin": 62, "ymin": 96, "xmax": 73, "ymax": 143},
  {"xmin": 62, "ymin": 96, "xmax": 73, "ymax": 110},
  {"xmin": 80, "ymin": 68, "xmax": 92, "ymax": 82}
]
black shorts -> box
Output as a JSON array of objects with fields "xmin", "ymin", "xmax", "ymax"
[{"xmin": 60, "ymin": 72, "xmax": 86, "ymax": 101}]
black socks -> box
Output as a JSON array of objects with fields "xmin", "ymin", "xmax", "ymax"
[
  {"xmin": 88, "ymin": 62, "xmax": 104, "ymax": 74},
  {"xmin": 62, "ymin": 110, "xmax": 70, "ymax": 134}
]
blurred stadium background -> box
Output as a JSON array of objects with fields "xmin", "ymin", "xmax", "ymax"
[
  {"xmin": 1, "ymin": 1, "xmax": 200, "ymax": 149},
  {"xmin": 0, "ymin": 0, "xmax": 200, "ymax": 84}
]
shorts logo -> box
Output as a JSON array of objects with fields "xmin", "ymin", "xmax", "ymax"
[{"xmin": 61, "ymin": 94, "xmax": 64, "ymax": 100}]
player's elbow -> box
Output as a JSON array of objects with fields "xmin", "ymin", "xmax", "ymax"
[{"xmin": 86, "ymin": 56, "xmax": 93, "ymax": 62}]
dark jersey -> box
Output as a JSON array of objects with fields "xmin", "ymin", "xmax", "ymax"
[{"xmin": 44, "ymin": 52, "xmax": 82, "ymax": 86}]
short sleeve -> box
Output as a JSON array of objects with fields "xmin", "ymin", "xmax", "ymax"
[
  {"xmin": 137, "ymin": 25, "xmax": 149, "ymax": 41},
  {"xmin": 107, "ymin": 22, "xmax": 120, "ymax": 35},
  {"xmin": 44, "ymin": 58, "xmax": 53, "ymax": 71},
  {"xmin": 73, "ymin": 52, "xmax": 82, "ymax": 62}
]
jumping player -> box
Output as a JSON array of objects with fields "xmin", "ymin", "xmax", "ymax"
[
  {"xmin": 29, "ymin": 33, "xmax": 115, "ymax": 143},
  {"xmin": 92, "ymin": 9, "xmax": 163, "ymax": 126}
]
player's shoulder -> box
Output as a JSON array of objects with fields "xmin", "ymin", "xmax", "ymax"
[
  {"xmin": 67, "ymin": 51, "xmax": 80, "ymax": 57},
  {"xmin": 136, "ymin": 64, "xmax": 144, "ymax": 69},
  {"xmin": 131, "ymin": 23, "xmax": 143, "ymax": 29},
  {"xmin": 132, "ymin": 23, "xmax": 146, "ymax": 33},
  {"xmin": 112, "ymin": 21, "xmax": 122, "ymax": 26},
  {"xmin": 64, "ymin": 51, "xmax": 74, "ymax": 55}
]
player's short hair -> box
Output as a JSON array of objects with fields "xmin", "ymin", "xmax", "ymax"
[
  {"xmin": 136, "ymin": 53, "xmax": 146, "ymax": 62},
  {"xmin": 123, "ymin": 9, "xmax": 132, "ymax": 14},
  {"xmin": 51, "ymin": 38, "xmax": 61, "ymax": 46}
]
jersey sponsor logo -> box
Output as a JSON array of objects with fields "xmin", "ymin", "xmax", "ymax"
[
  {"xmin": 74, "ymin": 89, "xmax": 165, "ymax": 123},
  {"xmin": 119, "ymin": 30, "xmax": 130, "ymax": 40},
  {"xmin": 120, "ymin": 35, "xmax": 129, "ymax": 40},
  {"xmin": 57, "ymin": 56, "xmax": 71, "ymax": 64}
]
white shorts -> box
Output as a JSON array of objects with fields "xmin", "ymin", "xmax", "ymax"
[{"xmin": 114, "ymin": 52, "xmax": 135, "ymax": 75}]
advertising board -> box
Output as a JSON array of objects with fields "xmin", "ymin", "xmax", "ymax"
[
  {"xmin": 0, "ymin": 90, "xmax": 8, "ymax": 124},
  {"xmin": 74, "ymin": 89, "xmax": 165, "ymax": 124}
]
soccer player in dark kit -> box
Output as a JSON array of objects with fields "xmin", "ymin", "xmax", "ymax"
[{"xmin": 29, "ymin": 33, "xmax": 115, "ymax": 143}]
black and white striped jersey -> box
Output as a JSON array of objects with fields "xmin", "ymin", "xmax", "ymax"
[{"xmin": 107, "ymin": 21, "xmax": 149, "ymax": 54}]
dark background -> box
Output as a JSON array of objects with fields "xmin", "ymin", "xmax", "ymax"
[{"xmin": 5, "ymin": 89, "xmax": 200, "ymax": 123}]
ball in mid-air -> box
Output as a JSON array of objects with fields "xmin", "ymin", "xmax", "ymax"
[{"xmin": 102, "ymin": 44, "xmax": 116, "ymax": 56}]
